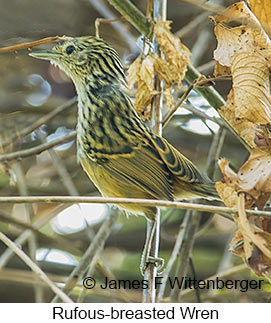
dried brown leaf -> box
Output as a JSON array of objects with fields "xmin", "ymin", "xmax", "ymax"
[
  {"xmin": 154, "ymin": 19, "xmax": 190, "ymax": 86},
  {"xmin": 127, "ymin": 55, "xmax": 156, "ymax": 119},
  {"xmin": 213, "ymin": 62, "xmax": 231, "ymax": 77},
  {"xmin": 231, "ymin": 229, "xmax": 271, "ymax": 277},
  {"xmin": 236, "ymin": 194, "xmax": 271, "ymax": 277},
  {"xmin": 228, "ymin": 193, "xmax": 271, "ymax": 278},
  {"xmin": 217, "ymin": 148, "xmax": 271, "ymax": 209},
  {"xmin": 229, "ymin": 229, "xmax": 246, "ymax": 256},
  {"xmin": 214, "ymin": 24, "xmax": 271, "ymax": 67},
  {"xmin": 153, "ymin": 55, "xmax": 177, "ymax": 88},
  {"xmin": 215, "ymin": 181, "xmax": 238, "ymax": 209},
  {"xmin": 214, "ymin": 1, "xmax": 263, "ymax": 28},
  {"xmin": 231, "ymin": 52, "xmax": 271, "ymax": 124},
  {"xmin": 213, "ymin": 2, "xmax": 271, "ymax": 67},
  {"xmin": 255, "ymin": 124, "xmax": 271, "ymax": 147},
  {"xmin": 244, "ymin": 210, "xmax": 271, "ymax": 276},
  {"xmin": 248, "ymin": 0, "xmax": 271, "ymax": 37},
  {"xmin": 128, "ymin": 20, "xmax": 191, "ymax": 119},
  {"xmin": 213, "ymin": 1, "xmax": 271, "ymax": 278},
  {"xmin": 216, "ymin": 158, "xmax": 239, "ymax": 208},
  {"xmin": 126, "ymin": 56, "xmax": 141, "ymax": 90},
  {"xmin": 247, "ymin": 244, "xmax": 271, "ymax": 277},
  {"xmin": 219, "ymin": 90, "xmax": 257, "ymax": 148},
  {"xmin": 237, "ymin": 148, "xmax": 271, "ymax": 208},
  {"xmin": 153, "ymin": 54, "xmax": 182, "ymax": 110},
  {"xmin": 163, "ymin": 88, "xmax": 174, "ymax": 110}
]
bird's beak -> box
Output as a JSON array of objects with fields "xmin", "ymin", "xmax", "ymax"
[{"xmin": 29, "ymin": 50, "xmax": 59, "ymax": 61}]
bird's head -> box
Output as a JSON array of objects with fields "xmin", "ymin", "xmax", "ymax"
[{"xmin": 29, "ymin": 36, "xmax": 126, "ymax": 88}]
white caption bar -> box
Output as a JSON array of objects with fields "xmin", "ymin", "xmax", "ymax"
[{"xmin": 1, "ymin": 303, "xmax": 268, "ymax": 322}]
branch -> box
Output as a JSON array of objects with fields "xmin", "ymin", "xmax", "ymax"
[
  {"xmin": 170, "ymin": 209, "xmax": 200, "ymax": 301},
  {"xmin": 52, "ymin": 209, "xmax": 119, "ymax": 302},
  {"xmin": 12, "ymin": 161, "xmax": 43, "ymax": 301},
  {"xmin": 1, "ymin": 195, "xmax": 271, "ymax": 217},
  {"xmin": 107, "ymin": 0, "xmax": 151, "ymax": 36},
  {"xmin": 0, "ymin": 36, "xmax": 72, "ymax": 53},
  {"xmin": 157, "ymin": 213, "xmax": 189, "ymax": 301},
  {"xmin": 2, "ymin": 97, "xmax": 77, "ymax": 148},
  {"xmin": 106, "ymin": 0, "xmax": 250, "ymax": 150},
  {"xmin": 0, "ymin": 132, "xmax": 76, "ymax": 162},
  {"xmin": 107, "ymin": 0, "xmax": 225, "ymax": 110},
  {"xmin": 177, "ymin": 0, "xmax": 225, "ymax": 15},
  {"xmin": 0, "ymin": 205, "xmax": 82, "ymax": 269},
  {"xmin": 175, "ymin": 12, "xmax": 209, "ymax": 38},
  {"xmin": 88, "ymin": 0, "xmax": 138, "ymax": 52},
  {"xmin": 0, "ymin": 232, "xmax": 73, "ymax": 303},
  {"xmin": 180, "ymin": 264, "xmax": 247, "ymax": 298},
  {"xmin": 159, "ymin": 121, "xmax": 227, "ymax": 301}
]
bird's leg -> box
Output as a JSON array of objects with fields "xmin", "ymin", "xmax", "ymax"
[{"xmin": 140, "ymin": 219, "xmax": 164, "ymax": 276}]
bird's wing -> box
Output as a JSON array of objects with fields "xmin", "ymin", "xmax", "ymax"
[
  {"xmin": 103, "ymin": 142, "xmax": 174, "ymax": 201},
  {"xmin": 149, "ymin": 135, "xmax": 219, "ymax": 199},
  {"xmin": 150, "ymin": 135, "xmax": 211, "ymax": 185}
]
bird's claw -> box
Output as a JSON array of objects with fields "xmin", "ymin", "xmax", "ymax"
[{"xmin": 140, "ymin": 254, "xmax": 165, "ymax": 276}]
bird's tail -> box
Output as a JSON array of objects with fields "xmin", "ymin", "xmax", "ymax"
[{"xmin": 193, "ymin": 181, "xmax": 221, "ymax": 201}]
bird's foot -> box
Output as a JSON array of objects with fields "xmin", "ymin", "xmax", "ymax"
[{"xmin": 140, "ymin": 253, "xmax": 165, "ymax": 276}]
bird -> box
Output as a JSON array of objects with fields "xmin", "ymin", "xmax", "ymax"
[{"xmin": 29, "ymin": 36, "xmax": 218, "ymax": 273}]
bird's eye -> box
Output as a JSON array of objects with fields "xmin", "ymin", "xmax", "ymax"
[{"xmin": 66, "ymin": 45, "xmax": 75, "ymax": 55}]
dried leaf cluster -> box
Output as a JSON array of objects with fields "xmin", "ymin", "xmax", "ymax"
[
  {"xmin": 213, "ymin": 1, "xmax": 271, "ymax": 277},
  {"xmin": 127, "ymin": 19, "xmax": 190, "ymax": 120}
]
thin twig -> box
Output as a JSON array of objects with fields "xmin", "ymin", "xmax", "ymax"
[
  {"xmin": 0, "ymin": 268, "xmax": 66, "ymax": 287},
  {"xmin": 189, "ymin": 257, "xmax": 201, "ymax": 302},
  {"xmin": 0, "ymin": 232, "xmax": 73, "ymax": 303},
  {"xmin": 13, "ymin": 161, "xmax": 43, "ymax": 302},
  {"xmin": 182, "ymin": 103, "xmax": 225, "ymax": 128},
  {"xmin": 89, "ymin": 0, "xmax": 138, "ymax": 52},
  {"xmin": 208, "ymin": 234, "xmax": 235, "ymax": 298},
  {"xmin": 185, "ymin": 65, "xmax": 249, "ymax": 150},
  {"xmin": 177, "ymin": 0, "xmax": 225, "ymax": 15},
  {"xmin": 167, "ymin": 114, "xmax": 226, "ymax": 301},
  {"xmin": 169, "ymin": 209, "xmax": 200, "ymax": 301},
  {"xmin": 162, "ymin": 78, "xmax": 202, "ymax": 127},
  {"xmin": 180, "ymin": 264, "xmax": 248, "ymax": 298},
  {"xmin": 52, "ymin": 209, "xmax": 119, "ymax": 302},
  {"xmin": 163, "ymin": 76, "xmax": 229, "ymax": 130},
  {"xmin": 143, "ymin": 0, "xmax": 166, "ymax": 304},
  {"xmin": 197, "ymin": 60, "xmax": 215, "ymax": 73},
  {"xmin": 175, "ymin": 12, "xmax": 209, "ymax": 38},
  {"xmin": 205, "ymin": 127, "xmax": 226, "ymax": 177},
  {"xmin": 0, "ymin": 131, "xmax": 76, "ymax": 162},
  {"xmin": 0, "ymin": 205, "xmax": 81, "ymax": 268},
  {"xmin": 107, "ymin": 0, "xmax": 151, "ymax": 36},
  {"xmin": 107, "ymin": 0, "xmax": 251, "ymax": 150},
  {"xmin": 1, "ymin": 97, "xmax": 77, "ymax": 148},
  {"xmin": 0, "ymin": 213, "xmax": 47, "ymax": 233},
  {"xmin": 1, "ymin": 130, "xmax": 79, "ymax": 268},
  {"xmin": 77, "ymin": 232, "xmax": 132, "ymax": 303},
  {"xmin": 95, "ymin": 17, "xmax": 122, "ymax": 38},
  {"xmin": 157, "ymin": 214, "xmax": 189, "ymax": 301},
  {"xmin": 0, "ymin": 36, "xmax": 72, "ymax": 53},
  {"xmin": 176, "ymin": 119, "xmax": 227, "ymax": 302},
  {"xmin": 1, "ymin": 195, "xmax": 271, "ymax": 217},
  {"xmin": 191, "ymin": 28, "xmax": 212, "ymax": 66},
  {"xmin": 37, "ymin": 131, "xmax": 79, "ymax": 196}
]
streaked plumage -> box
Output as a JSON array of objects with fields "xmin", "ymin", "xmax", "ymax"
[{"xmin": 30, "ymin": 36, "xmax": 218, "ymax": 222}]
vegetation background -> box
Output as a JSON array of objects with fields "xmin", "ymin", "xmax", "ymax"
[{"xmin": 0, "ymin": 0, "xmax": 269, "ymax": 302}]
